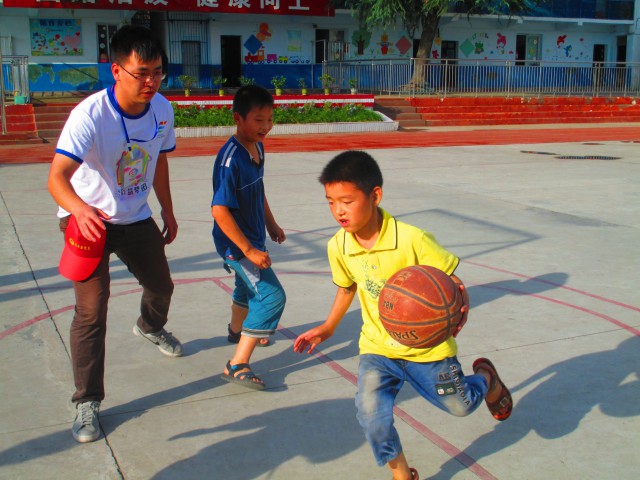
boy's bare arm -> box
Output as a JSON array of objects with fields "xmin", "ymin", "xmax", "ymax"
[
  {"xmin": 211, "ymin": 204, "xmax": 271, "ymax": 269},
  {"xmin": 293, "ymin": 284, "xmax": 357, "ymax": 354},
  {"xmin": 264, "ymin": 195, "xmax": 286, "ymax": 244}
]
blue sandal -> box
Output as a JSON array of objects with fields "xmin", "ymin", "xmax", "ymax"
[{"xmin": 221, "ymin": 361, "xmax": 266, "ymax": 391}]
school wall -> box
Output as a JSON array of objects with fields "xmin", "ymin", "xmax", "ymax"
[
  {"xmin": 179, "ymin": 15, "xmax": 320, "ymax": 90},
  {"xmin": 436, "ymin": 17, "xmax": 630, "ymax": 65},
  {"xmin": 0, "ymin": 6, "xmax": 128, "ymax": 91},
  {"xmin": 1, "ymin": 4, "xmax": 637, "ymax": 94}
]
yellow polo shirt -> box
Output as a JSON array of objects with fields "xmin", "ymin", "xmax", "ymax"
[{"xmin": 327, "ymin": 209, "xmax": 460, "ymax": 362}]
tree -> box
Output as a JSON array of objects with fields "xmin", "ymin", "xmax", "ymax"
[{"xmin": 345, "ymin": 1, "xmax": 540, "ymax": 83}]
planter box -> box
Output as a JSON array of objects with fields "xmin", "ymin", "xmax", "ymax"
[
  {"xmin": 166, "ymin": 94, "xmax": 375, "ymax": 109},
  {"xmin": 175, "ymin": 112, "xmax": 398, "ymax": 138}
]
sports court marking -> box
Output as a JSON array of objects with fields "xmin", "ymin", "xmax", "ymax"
[
  {"xmin": 2, "ymin": 263, "xmax": 638, "ymax": 478},
  {"xmin": 465, "ymin": 260, "xmax": 640, "ymax": 314}
]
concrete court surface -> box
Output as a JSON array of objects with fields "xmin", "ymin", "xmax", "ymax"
[{"xmin": 1, "ymin": 140, "xmax": 639, "ymax": 480}]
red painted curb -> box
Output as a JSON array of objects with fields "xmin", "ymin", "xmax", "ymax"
[{"xmin": 1, "ymin": 126, "xmax": 638, "ymax": 164}]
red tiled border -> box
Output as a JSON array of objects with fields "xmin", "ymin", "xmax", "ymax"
[{"xmin": 1, "ymin": 126, "xmax": 639, "ymax": 164}]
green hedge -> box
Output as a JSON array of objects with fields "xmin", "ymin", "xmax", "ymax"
[{"xmin": 173, "ymin": 102, "xmax": 382, "ymax": 128}]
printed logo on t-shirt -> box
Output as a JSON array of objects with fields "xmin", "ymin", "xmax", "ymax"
[
  {"xmin": 115, "ymin": 144, "xmax": 151, "ymax": 199},
  {"xmin": 158, "ymin": 120, "xmax": 168, "ymax": 137},
  {"xmin": 361, "ymin": 257, "xmax": 384, "ymax": 300}
]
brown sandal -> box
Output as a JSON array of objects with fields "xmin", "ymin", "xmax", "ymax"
[
  {"xmin": 391, "ymin": 468, "xmax": 419, "ymax": 480},
  {"xmin": 473, "ymin": 358, "xmax": 513, "ymax": 421}
]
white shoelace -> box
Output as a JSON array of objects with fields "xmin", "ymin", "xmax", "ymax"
[{"xmin": 79, "ymin": 402, "xmax": 99, "ymax": 426}]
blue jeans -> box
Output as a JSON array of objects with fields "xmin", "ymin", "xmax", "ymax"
[
  {"xmin": 224, "ymin": 256, "xmax": 286, "ymax": 337},
  {"xmin": 355, "ymin": 354, "xmax": 487, "ymax": 466}
]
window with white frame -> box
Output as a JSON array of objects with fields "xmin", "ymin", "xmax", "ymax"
[{"xmin": 97, "ymin": 24, "xmax": 118, "ymax": 63}]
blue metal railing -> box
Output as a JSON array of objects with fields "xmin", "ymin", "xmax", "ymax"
[
  {"xmin": 324, "ymin": 58, "xmax": 640, "ymax": 98},
  {"xmin": 1, "ymin": 55, "xmax": 30, "ymax": 102}
]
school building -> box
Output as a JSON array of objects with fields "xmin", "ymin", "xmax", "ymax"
[{"xmin": 1, "ymin": 0, "xmax": 639, "ymax": 96}]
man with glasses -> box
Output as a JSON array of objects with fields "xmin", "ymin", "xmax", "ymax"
[{"xmin": 48, "ymin": 25, "xmax": 183, "ymax": 443}]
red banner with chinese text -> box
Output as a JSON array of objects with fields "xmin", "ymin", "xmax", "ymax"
[{"xmin": 3, "ymin": 0, "xmax": 334, "ymax": 17}]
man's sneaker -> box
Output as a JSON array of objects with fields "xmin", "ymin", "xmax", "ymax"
[
  {"xmin": 72, "ymin": 401, "xmax": 101, "ymax": 443},
  {"xmin": 133, "ymin": 324, "xmax": 183, "ymax": 357}
]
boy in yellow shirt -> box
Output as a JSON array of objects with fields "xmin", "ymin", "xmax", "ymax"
[{"xmin": 294, "ymin": 151, "xmax": 512, "ymax": 480}]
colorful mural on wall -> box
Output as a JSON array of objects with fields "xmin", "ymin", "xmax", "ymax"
[
  {"xmin": 28, "ymin": 64, "xmax": 111, "ymax": 91},
  {"xmin": 352, "ymin": 28, "xmax": 371, "ymax": 55},
  {"xmin": 436, "ymin": 31, "xmax": 518, "ymax": 60},
  {"xmin": 460, "ymin": 32, "xmax": 489, "ymax": 58},
  {"xmin": 30, "ymin": 18, "xmax": 83, "ymax": 56},
  {"xmin": 549, "ymin": 34, "xmax": 587, "ymax": 60},
  {"xmin": 496, "ymin": 33, "xmax": 508, "ymax": 54},
  {"xmin": 346, "ymin": 27, "xmax": 412, "ymax": 58},
  {"xmin": 243, "ymin": 23, "xmax": 310, "ymax": 64}
]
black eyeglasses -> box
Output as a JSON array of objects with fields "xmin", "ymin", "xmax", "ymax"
[{"xmin": 118, "ymin": 64, "xmax": 166, "ymax": 83}]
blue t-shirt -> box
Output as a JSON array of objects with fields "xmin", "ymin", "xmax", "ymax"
[{"xmin": 211, "ymin": 136, "xmax": 266, "ymax": 258}]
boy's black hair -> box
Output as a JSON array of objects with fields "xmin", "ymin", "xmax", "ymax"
[
  {"xmin": 233, "ymin": 85, "xmax": 274, "ymax": 118},
  {"xmin": 319, "ymin": 150, "xmax": 383, "ymax": 194},
  {"xmin": 109, "ymin": 25, "xmax": 165, "ymax": 65}
]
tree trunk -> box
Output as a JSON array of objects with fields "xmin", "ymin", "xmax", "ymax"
[{"xmin": 412, "ymin": 10, "xmax": 440, "ymax": 87}]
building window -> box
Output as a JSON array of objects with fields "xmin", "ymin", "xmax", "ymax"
[
  {"xmin": 97, "ymin": 24, "xmax": 118, "ymax": 63},
  {"xmin": 1, "ymin": 35, "xmax": 13, "ymax": 55},
  {"xmin": 516, "ymin": 34, "xmax": 540, "ymax": 66}
]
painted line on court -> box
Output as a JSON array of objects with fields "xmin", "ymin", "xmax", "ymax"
[
  {"xmin": 2, "ymin": 269, "xmax": 637, "ymax": 479},
  {"xmin": 464, "ymin": 260, "xmax": 640, "ymax": 313},
  {"xmin": 476, "ymin": 285, "xmax": 640, "ymax": 336},
  {"xmin": 3, "ymin": 264, "xmax": 637, "ymax": 340},
  {"xmin": 277, "ymin": 323, "xmax": 498, "ymax": 480}
]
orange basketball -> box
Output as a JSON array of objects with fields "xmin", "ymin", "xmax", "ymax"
[{"xmin": 378, "ymin": 265, "xmax": 463, "ymax": 349}]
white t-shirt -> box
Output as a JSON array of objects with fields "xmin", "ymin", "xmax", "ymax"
[{"xmin": 55, "ymin": 86, "xmax": 176, "ymax": 224}]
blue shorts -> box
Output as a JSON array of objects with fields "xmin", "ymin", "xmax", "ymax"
[
  {"xmin": 355, "ymin": 354, "xmax": 487, "ymax": 467},
  {"xmin": 224, "ymin": 256, "xmax": 286, "ymax": 337}
]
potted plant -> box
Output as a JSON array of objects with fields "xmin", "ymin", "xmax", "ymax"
[
  {"xmin": 213, "ymin": 75, "xmax": 227, "ymax": 96},
  {"xmin": 270, "ymin": 75, "xmax": 286, "ymax": 96},
  {"xmin": 177, "ymin": 74, "xmax": 196, "ymax": 97},
  {"xmin": 13, "ymin": 91, "xmax": 26, "ymax": 105},
  {"xmin": 349, "ymin": 78, "xmax": 358, "ymax": 95},
  {"xmin": 239, "ymin": 76, "xmax": 255, "ymax": 86},
  {"xmin": 319, "ymin": 73, "xmax": 334, "ymax": 95},
  {"xmin": 298, "ymin": 77, "xmax": 307, "ymax": 95}
]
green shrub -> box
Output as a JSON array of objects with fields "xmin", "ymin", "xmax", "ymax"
[
  {"xmin": 270, "ymin": 75, "xmax": 287, "ymax": 89},
  {"xmin": 173, "ymin": 102, "xmax": 381, "ymax": 128},
  {"xmin": 173, "ymin": 104, "xmax": 234, "ymax": 127},
  {"xmin": 274, "ymin": 103, "xmax": 380, "ymax": 124},
  {"xmin": 177, "ymin": 75, "xmax": 196, "ymax": 89},
  {"xmin": 239, "ymin": 76, "xmax": 255, "ymax": 86}
]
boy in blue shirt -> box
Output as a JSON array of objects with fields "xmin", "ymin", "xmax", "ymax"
[
  {"xmin": 294, "ymin": 151, "xmax": 512, "ymax": 479},
  {"xmin": 211, "ymin": 85, "xmax": 286, "ymax": 390}
]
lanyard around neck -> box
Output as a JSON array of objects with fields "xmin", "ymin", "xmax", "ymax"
[
  {"xmin": 112, "ymin": 87, "xmax": 159, "ymax": 150},
  {"xmin": 119, "ymin": 106, "xmax": 158, "ymax": 150}
]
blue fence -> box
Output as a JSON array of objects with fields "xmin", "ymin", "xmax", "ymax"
[
  {"xmin": 8, "ymin": 58, "xmax": 640, "ymax": 99},
  {"xmin": 324, "ymin": 59, "xmax": 640, "ymax": 97}
]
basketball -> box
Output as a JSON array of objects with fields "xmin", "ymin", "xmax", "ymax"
[{"xmin": 378, "ymin": 265, "xmax": 463, "ymax": 349}]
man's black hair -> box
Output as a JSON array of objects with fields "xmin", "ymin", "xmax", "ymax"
[
  {"xmin": 319, "ymin": 150, "xmax": 383, "ymax": 194},
  {"xmin": 109, "ymin": 25, "xmax": 165, "ymax": 65},
  {"xmin": 233, "ymin": 85, "xmax": 274, "ymax": 118}
]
